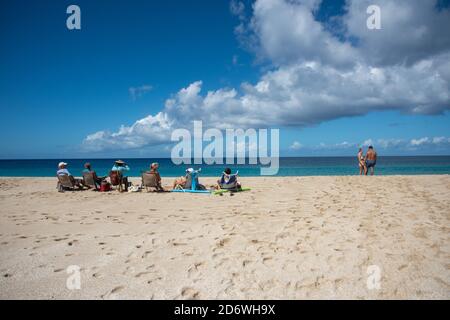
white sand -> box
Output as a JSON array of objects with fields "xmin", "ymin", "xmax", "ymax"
[{"xmin": 0, "ymin": 175, "xmax": 449, "ymax": 299}]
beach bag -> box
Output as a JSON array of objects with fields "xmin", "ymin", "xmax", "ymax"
[{"xmin": 100, "ymin": 181, "xmax": 111, "ymax": 192}]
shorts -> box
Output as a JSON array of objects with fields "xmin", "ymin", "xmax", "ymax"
[{"xmin": 366, "ymin": 160, "xmax": 376, "ymax": 168}]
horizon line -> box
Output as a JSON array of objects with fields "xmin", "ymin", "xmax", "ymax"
[{"xmin": 1, "ymin": 154, "xmax": 450, "ymax": 161}]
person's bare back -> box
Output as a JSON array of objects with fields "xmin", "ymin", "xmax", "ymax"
[
  {"xmin": 366, "ymin": 149, "xmax": 377, "ymax": 161},
  {"xmin": 365, "ymin": 146, "xmax": 377, "ymax": 175}
]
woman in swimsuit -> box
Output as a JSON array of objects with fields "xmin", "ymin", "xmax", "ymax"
[{"xmin": 357, "ymin": 148, "xmax": 366, "ymax": 175}]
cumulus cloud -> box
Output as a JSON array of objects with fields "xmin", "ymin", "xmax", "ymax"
[
  {"xmin": 83, "ymin": 0, "xmax": 450, "ymax": 151},
  {"xmin": 249, "ymin": 0, "xmax": 359, "ymax": 68},
  {"xmin": 83, "ymin": 112, "xmax": 173, "ymax": 151},
  {"xmin": 345, "ymin": 0, "xmax": 450, "ymax": 66}
]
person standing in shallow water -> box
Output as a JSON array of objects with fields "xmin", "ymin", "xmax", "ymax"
[
  {"xmin": 357, "ymin": 148, "xmax": 366, "ymax": 175},
  {"xmin": 365, "ymin": 146, "xmax": 377, "ymax": 176}
]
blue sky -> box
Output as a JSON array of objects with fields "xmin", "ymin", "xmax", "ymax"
[{"xmin": 0, "ymin": 0, "xmax": 449, "ymax": 158}]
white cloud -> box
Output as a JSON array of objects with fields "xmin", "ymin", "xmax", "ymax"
[
  {"xmin": 289, "ymin": 141, "xmax": 302, "ymax": 150},
  {"xmin": 410, "ymin": 137, "xmax": 430, "ymax": 146},
  {"xmin": 83, "ymin": 112, "xmax": 173, "ymax": 151},
  {"xmin": 249, "ymin": 0, "xmax": 359, "ymax": 68},
  {"xmin": 375, "ymin": 138, "xmax": 404, "ymax": 149},
  {"xmin": 432, "ymin": 136, "xmax": 449, "ymax": 144},
  {"xmin": 84, "ymin": 0, "xmax": 450, "ymax": 151},
  {"xmin": 129, "ymin": 84, "xmax": 152, "ymax": 101},
  {"xmin": 362, "ymin": 139, "xmax": 374, "ymax": 147},
  {"xmin": 230, "ymin": 0, "xmax": 246, "ymax": 21},
  {"xmin": 345, "ymin": 0, "xmax": 450, "ymax": 66},
  {"xmin": 304, "ymin": 136, "xmax": 450, "ymax": 151},
  {"xmin": 402, "ymin": 136, "xmax": 450, "ymax": 151}
]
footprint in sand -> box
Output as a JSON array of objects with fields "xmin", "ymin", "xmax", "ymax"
[
  {"xmin": 262, "ymin": 257, "xmax": 273, "ymax": 266},
  {"xmin": 180, "ymin": 287, "xmax": 200, "ymax": 299},
  {"xmin": 101, "ymin": 286, "xmax": 125, "ymax": 299},
  {"xmin": 187, "ymin": 262, "xmax": 205, "ymax": 277},
  {"xmin": 217, "ymin": 238, "xmax": 231, "ymax": 248},
  {"xmin": 135, "ymin": 271, "xmax": 151, "ymax": 278},
  {"xmin": 68, "ymin": 240, "xmax": 79, "ymax": 246}
]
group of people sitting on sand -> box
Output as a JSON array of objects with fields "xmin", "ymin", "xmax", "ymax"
[
  {"xmin": 357, "ymin": 146, "xmax": 377, "ymax": 176},
  {"xmin": 56, "ymin": 160, "xmax": 242, "ymax": 193}
]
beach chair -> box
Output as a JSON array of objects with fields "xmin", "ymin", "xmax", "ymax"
[
  {"xmin": 109, "ymin": 170, "xmax": 124, "ymax": 192},
  {"xmin": 82, "ymin": 171, "xmax": 98, "ymax": 190},
  {"xmin": 218, "ymin": 173, "xmax": 239, "ymax": 191},
  {"xmin": 184, "ymin": 173, "xmax": 193, "ymax": 189},
  {"xmin": 141, "ymin": 172, "xmax": 160, "ymax": 192},
  {"xmin": 173, "ymin": 169, "xmax": 206, "ymax": 191},
  {"xmin": 173, "ymin": 172, "xmax": 192, "ymax": 190},
  {"xmin": 57, "ymin": 175, "xmax": 77, "ymax": 192}
]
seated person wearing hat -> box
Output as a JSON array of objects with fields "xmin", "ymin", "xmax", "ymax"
[
  {"xmin": 172, "ymin": 168, "xmax": 192, "ymax": 189},
  {"xmin": 146, "ymin": 162, "xmax": 164, "ymax": 191},
  {"xmin": 111, "ymin": 160, "xmax": 130, "ymax": 191},
  {"xmin": 172, "ymin": 168, "xmax": 206, "ymax": 190},
  {"xmin": 82, "ymin": 162, "xmax": 105, "ymax": 188},
  {"xmin": 57, "ymin": 162, "xmax": 86, "ymax": 189}
]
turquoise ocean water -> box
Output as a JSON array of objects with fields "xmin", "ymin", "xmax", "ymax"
[{"xmin": 0, "ymin": 157, "xmax": 449, "ymax": 177}]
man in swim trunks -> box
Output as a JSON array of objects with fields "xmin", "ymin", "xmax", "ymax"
[{"xmin": 365, "ymin": 146, "xmax": 377, "ymax": 176}]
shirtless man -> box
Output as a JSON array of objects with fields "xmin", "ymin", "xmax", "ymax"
[
  {"xmin": 365, "ymin": 146, "xmax": 377, "ymax": 176},
  {"xmin": 357, "ymin": 148, "xmax": 366, "ymax": 175}
]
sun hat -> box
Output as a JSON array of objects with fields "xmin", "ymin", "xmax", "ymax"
[
  {"xmin": 58, "ymin": 162, "xmax": 67, "ymax": 167},
  {"xmin": 151, "ymin": 162, "xmax": 159, "ymax": 168}
]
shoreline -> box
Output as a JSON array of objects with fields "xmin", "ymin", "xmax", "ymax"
[{"xmin": 0, "ymin": 173, "xmax": 449, "ymax": 179}]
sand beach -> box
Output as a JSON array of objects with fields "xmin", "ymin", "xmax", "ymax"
[{"xmin": 0, "ymin": 175, "xmax": 449, "ymax": 299}]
